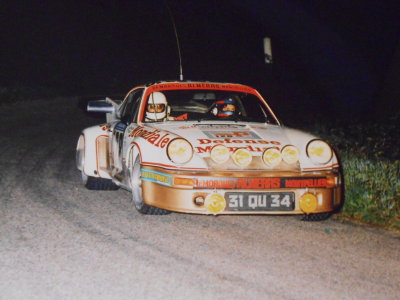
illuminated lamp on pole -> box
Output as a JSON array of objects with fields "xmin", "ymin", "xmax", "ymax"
[{"xmin": 263, "ymin": 37, "xmax": 273, "ymax": 64}]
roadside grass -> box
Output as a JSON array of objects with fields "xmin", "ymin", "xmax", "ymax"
[{"xmin": 306, "ymin": 115, "xmax": 400, "ymax": 230}]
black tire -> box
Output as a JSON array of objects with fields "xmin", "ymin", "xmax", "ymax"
[
  {"xmin": 301, "ymin": 212, "xmax": 332, "ymax": 221},
  {"xmin": 135, "ymin": 203, "xmax": 171, "ymax": 215},
  {"xmin": 84, "ymin": 175, "xmax": 120, "ymax": 190},
  {"xmin": 130, "ymin": 156, "xmax": 170, "ymax": 215}
]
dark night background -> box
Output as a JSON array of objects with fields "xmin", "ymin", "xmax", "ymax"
[{"xmin": 1, "ymin": 0, "xmax": 400, "ymax": 123}]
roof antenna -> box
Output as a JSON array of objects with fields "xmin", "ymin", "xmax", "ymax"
[{"xmin": 164, "ymin": 0, "xmax": 184, "ymax": 81}]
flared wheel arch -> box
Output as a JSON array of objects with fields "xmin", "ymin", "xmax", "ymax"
[{"xmin": 128, "ymin": 148, "xmax": 170, "ymax": 215}]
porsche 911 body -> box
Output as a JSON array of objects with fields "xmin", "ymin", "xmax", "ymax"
[{"xmin": 76, "ymin": 81, "xmax": 343, "ymax": 220}]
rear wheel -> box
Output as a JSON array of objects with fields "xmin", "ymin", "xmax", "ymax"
[
  {"xmin": 130, "ymin": 156, "xmax": 170, "ymax": 215},
  {"xmin": 84, "ymin": 175, "xmax": 119, "ymax": 190},
  {"xmin": 301, "ymin": 212, "xmax": 332, "ymax": 221}
]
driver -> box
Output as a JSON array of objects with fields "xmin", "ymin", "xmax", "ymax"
[
  {"xmin": 145, "ymin": 92, "xmax": 188, "ymax": 122},
  {"xmin": 211, "ymin": 97, "xmax": 237, "ymax": 118},
  {"xmin": 145, "ymin": 92, "xmax": 171, "ymax": 122}
]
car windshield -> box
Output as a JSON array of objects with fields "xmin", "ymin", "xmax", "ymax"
[{"xmin": 143, "ymin": 89, "xmax": 279, "ymax": 125}]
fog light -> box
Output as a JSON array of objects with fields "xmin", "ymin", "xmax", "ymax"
[
  {"xmin": 194, "ymin": 196, "xmax": 205, "ymax": 206},
  {"xmin": 204, "ymin": 193, "xmax": 226, "ymax": 214},
  {"xmin": 300, "ymin": 193, "xmax": 318, "ymax": 213}
]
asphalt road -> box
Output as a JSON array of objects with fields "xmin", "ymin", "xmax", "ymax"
[{"xmin": 0, "ymin": 98, "xmax": 399, "ymax": 300}]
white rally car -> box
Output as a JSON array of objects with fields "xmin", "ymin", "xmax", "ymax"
[{"xmin": 76, "ymin": 81, "xmax": 343, "ymax": 220}]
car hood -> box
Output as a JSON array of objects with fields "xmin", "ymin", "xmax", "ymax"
[
  {"xmin": 152, "ymin": 122, "xmax": 311, "ymax": 151},
  {"xmin": 148, "ymin": 122, "xmax": 321, "ymax": 171}
]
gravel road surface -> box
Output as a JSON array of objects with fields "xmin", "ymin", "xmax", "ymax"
[{"xmin": 0, "ymin": 98, "xmax": 399, "ymax": 300}]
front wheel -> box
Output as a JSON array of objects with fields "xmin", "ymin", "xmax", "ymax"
[{"xmin": 130, "ymin": 156, "xmax": 170, "ymax": 215}]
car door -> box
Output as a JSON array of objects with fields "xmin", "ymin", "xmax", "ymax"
[{"xmin": 111, "ymin": 88, "xmax": 144, "ymax": 174}]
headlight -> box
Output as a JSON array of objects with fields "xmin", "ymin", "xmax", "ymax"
[
  {"xmin": 210, "ymin": 145, "xmax": 230, "ymax": 164},
  {"xmin": 232, "ymin": 148, "xmax": 252, "ymax": 167},
  {"xmin": 281, "ymin": 145, "xmax": 299, "ymax": 164},
  {"xmin": 262, "ymin": 147, "xmax": 282, "ymax": 167},
  {"xmin": 167, "ymin": 138, "xmax": 193, "ymax": 164},
  {"xmin": 306, "ymin": 139, "xmax": 332, "ymax": 164}
]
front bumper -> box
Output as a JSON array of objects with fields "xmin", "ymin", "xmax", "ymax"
[{"xmin": 140, "ymin": 166, "xmax": 343, "ymax": 215}]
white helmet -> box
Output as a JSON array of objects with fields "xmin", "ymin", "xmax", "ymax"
[{"xmin": 145, "ymin": 92, "xmax": 170, "ymax": 121}]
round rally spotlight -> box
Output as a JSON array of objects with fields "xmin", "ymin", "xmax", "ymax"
[
  {"xmin": 281, "ymin": 145, "xmax": 299, "ymax": 165},
  {"xmin": 210, "ymin": 145, "xmax": 230, "ymax": 164},
  {"xmin": 262, "ymin": 147, "xmax": 282, "ymax": 167},
  {"xmin": 232, "ymin": 148, "xmax": 252, "ymax": 167}
]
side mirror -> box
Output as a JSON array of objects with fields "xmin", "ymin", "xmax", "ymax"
[
  {"xmin": 87, "ymin": 100, "xmax": 115, "ymax": 113},
  {"xmin": 87, "ymin": 97, "xmax": 121, "ymax": 122}
]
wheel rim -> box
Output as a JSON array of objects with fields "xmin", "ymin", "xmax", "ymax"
[{"xmin": 131, "ymin": 156, "xmax": 144, "ymax": 209}]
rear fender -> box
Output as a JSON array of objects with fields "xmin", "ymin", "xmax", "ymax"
[{"xmin": 80, "ymin": 125, "xmax": 112, "ymax": 179}]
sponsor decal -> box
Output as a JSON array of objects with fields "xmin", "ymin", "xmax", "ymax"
[
  {"xmin": 191, "ymin": 177, "xmax": 328, "ymax": 189},
  {"xmin": 100, "ymin": 124, "xmax": 112, "ymax": 132},
  {"xmin": 250, "ymin": 126, "xmax": 268, "ymax": 130},
  {"xmin": 203, "ymin": 131, "xmax": 261, "ymax": 139},
  {"xmin": 141, "ymin": 168, "xmax": 172, "ymax": 186},
  {"xmin": 115, "ymin": 123, "xmax": 127, "ymax": 131},
  {"xmin": 198, "ymin": 138, "xmax": 280, "ymax": 145},
  {"xmin": 283, "ymin": 178, "xmax": 327, "ymax": 188},
  {"xmin": 197, "ymin": 124, "xmax": 246, "ymax": 129},
  {"xmin": 129, "ymin": 127, "xmax": 171, "ymax": 148},
  {"xmin": 148, "ymin": 83, "xmax": 255, "ymax": 94},
  {"xmin": 178, "ymin": 124, "xmax": 247, "ymax": 130},
  {"xmin": 195, "ymin": 138, "xmax": 281, "ymax": 153}
]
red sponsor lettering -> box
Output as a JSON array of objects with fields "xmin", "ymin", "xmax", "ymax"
[
  {"xmin": 193, "ymin": 179, "xmax": 236, "ymax": 189},
  {"xmin": 284, "ymin": 178, "xmax": 327, "ymax": 188},
  {"xmin": 129, "ymin": 127, "xmax": 170, "ymax": 148},
  {"xmin": 196, "ymin": 146, "xmax": 212, "ymax": 153},
  {"xmin": 197, "ymin": 138, "xmax": 280, "ymax": 146},
  {"xmin": 237, "ymin": 178, "xmax": 281, "ymax": 189},
  {"xmin": 214, "ymin": 132, "xmax": 251, "ymax": 138}
]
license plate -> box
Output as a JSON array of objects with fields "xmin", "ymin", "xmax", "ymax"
[{"xmin": 225, "ymin": 192, "xmax": 295, "ymax": 211}]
